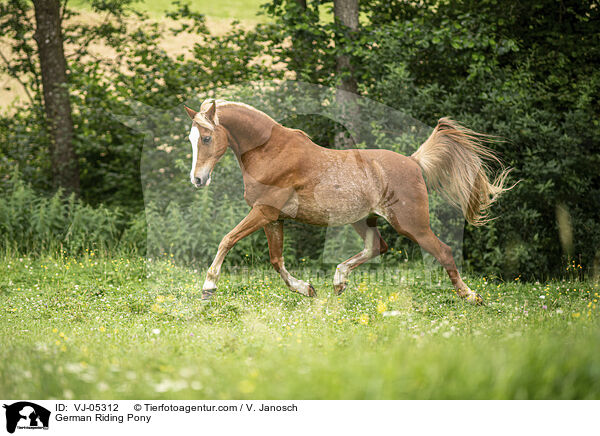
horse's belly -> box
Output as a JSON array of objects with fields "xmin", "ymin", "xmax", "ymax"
[
  {"xmin": 287, "ymin": 190, "xmax": 373, "ymax": 226},
  {"xmin": 277, "ymin": 149, "xmax": 387, "ymax": 225}
]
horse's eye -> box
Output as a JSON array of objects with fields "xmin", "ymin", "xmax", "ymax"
[{"xmin": 202, "ymin": 136, "xmax": 212, "ymax": 145}]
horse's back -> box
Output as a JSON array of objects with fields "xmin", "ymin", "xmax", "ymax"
[
  {"xmin": 358, "ymin": 148, "xmax": 425, "ymax": 188},
  {"xmin": 357, "ymin": 148, "xmax": 417, "ymax": 170},
  {"xmin": 356, "ymin": 148, "xmax": 429, "ymax": 210}
]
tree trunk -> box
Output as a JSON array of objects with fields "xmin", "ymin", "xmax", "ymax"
[
  {"xmin": 333, "ymin": 0, "xmax": 359, "ymax": 149},
  {"xmin": 33, "ymin": 0, "xmax": 80, "ymax": 195},
  {"xmin": 333, "ymin": 0, "xmax": 359, "ymax": 35}
]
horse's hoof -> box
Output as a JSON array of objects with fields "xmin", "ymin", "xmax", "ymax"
[
  {"xmin": 201, "ymin": 288, "xmax": 216, "ymax": 300},
  {"xmin": 333, "ymin": 282, "xmax": 347, "ymax": 295},
  {"xmin": 466, "ymin": 293, "xmax": 485, "ymax": 306},
  {"xmin": 307, "ymin": 284, "xmax": 317, "ymax": 298}
]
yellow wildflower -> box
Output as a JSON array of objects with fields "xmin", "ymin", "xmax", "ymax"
[{"xmin": 151, "ymin": 304, "xmax": 165, "ymax": 314}]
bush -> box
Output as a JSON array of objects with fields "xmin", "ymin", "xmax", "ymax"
[{"xmin": 0, "ymin": 173, "xmax": 144, "ymax": 255}]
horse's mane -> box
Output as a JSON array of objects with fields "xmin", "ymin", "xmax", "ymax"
[
  {"xmin": 201, "ymin": 98, "xmax": 312, "ymax": 140},
  {"xmin": 202, "ymin": 99, "xmax": 277, "ymax": 124},
  {"xmin": 290, "ymin": 128, "xmax": 312, "ymax": 140}
]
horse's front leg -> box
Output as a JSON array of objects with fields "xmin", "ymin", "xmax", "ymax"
[
  {"xmin": 264, "ymin": 221, "xmax": 317, "ymax": 297},
  {"xmin": 201, "ymin": 207, "xmax": 271, "ymax": 299}
]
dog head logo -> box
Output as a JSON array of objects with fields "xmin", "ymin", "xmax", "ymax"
[{"xmin": 3, "ymin": 402, "xmax": 50, "ymax": 434}]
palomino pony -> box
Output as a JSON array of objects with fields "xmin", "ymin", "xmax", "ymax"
[{"xmin": 184, "ymin": 99, "xmax": 511, "ymax": 304}]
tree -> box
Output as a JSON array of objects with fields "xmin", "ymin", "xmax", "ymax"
[
  {"xmin": 333, "ymin": 0, "xmax": 359, "ymax": 148},
  {"xmin": 32, "ymin": 0, "xmax": 80, "ymax": 194}
]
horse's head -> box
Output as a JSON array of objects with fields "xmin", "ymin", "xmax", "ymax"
[{"xmin": 184, "ymin": 100, "xmax": 228, "ymax": 188}]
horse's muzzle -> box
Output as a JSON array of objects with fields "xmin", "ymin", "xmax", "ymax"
[{"xmin": 193, "ymin": 175, "xmax": 211, "ymax": 188}]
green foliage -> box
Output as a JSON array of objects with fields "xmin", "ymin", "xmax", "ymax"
[
  {"xmin": 0, "ymin": 173, "xmax": 144, "ymax": 255},
  {"xmin": 1, "ymin": 0, "xmax": 598, "ymax": 279}
]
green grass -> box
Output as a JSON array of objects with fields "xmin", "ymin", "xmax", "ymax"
[
  {"xmin": 69, "ymin": 0, "xmax": 266, "ymax": 21},
  {"xmin": 1, "ymin": 252, "xmax": 599, "ymax": 399}
]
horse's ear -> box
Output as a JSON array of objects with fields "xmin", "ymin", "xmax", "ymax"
[
  {"xmin": 205, "ymin": 101, "xmax": 217, "ymax": 124},
  {"xmin": 184, "ymin": 106, "xmax": 197, "ymax": 120}
]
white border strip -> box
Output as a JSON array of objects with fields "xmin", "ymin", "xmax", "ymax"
[{"xmin": 0, "ymin": 400, "xmax": 597, "ymax": 436}]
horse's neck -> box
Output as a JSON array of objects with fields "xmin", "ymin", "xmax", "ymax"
[{"xmin": 218, "ymin": 104, "xmax": 278, "ymax": 159}]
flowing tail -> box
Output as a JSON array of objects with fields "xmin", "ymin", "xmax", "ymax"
[{"xmin": 411, "ymin": 118, "xmax": 514, "ymax": 226}]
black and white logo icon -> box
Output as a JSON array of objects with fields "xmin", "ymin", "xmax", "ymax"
[{"xmin": 3, "ymin": 402, "xmax": 50, "ymax": 434}]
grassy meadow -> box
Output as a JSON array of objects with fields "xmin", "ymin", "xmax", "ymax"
[
  {"xmin": 69, "ymin": 0, "xmax": 266, "ymax": 21},
  {"xmin": 1, "ymin": 252, "xmax": 599, "ymax": 399}
]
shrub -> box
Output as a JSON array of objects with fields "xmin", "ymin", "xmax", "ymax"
[{"xmin": 0, "ymin": 173, "xmax": 143, "ymax": 255}]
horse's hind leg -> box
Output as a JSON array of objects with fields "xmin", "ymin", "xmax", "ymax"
[
  {"xmin": 384, "ymin": 205, "xmax": 483, "ymax": 305},
  {"xmin": 333, "ymin": 217, "xmax": 388, "ymax": 295},
  {"xmin": 264, "ymin": 221, "xmax": 317, "ymax": 297}
]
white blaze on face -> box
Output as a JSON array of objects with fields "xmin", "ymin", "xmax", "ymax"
[{"xmin": 189, "ymin": 125, "xmax": 200, "ymax": 184}]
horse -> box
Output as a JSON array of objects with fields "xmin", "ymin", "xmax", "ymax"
[{"xmin": 184, "ymin": 99, "xmax": 512, "ymax": 304}]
